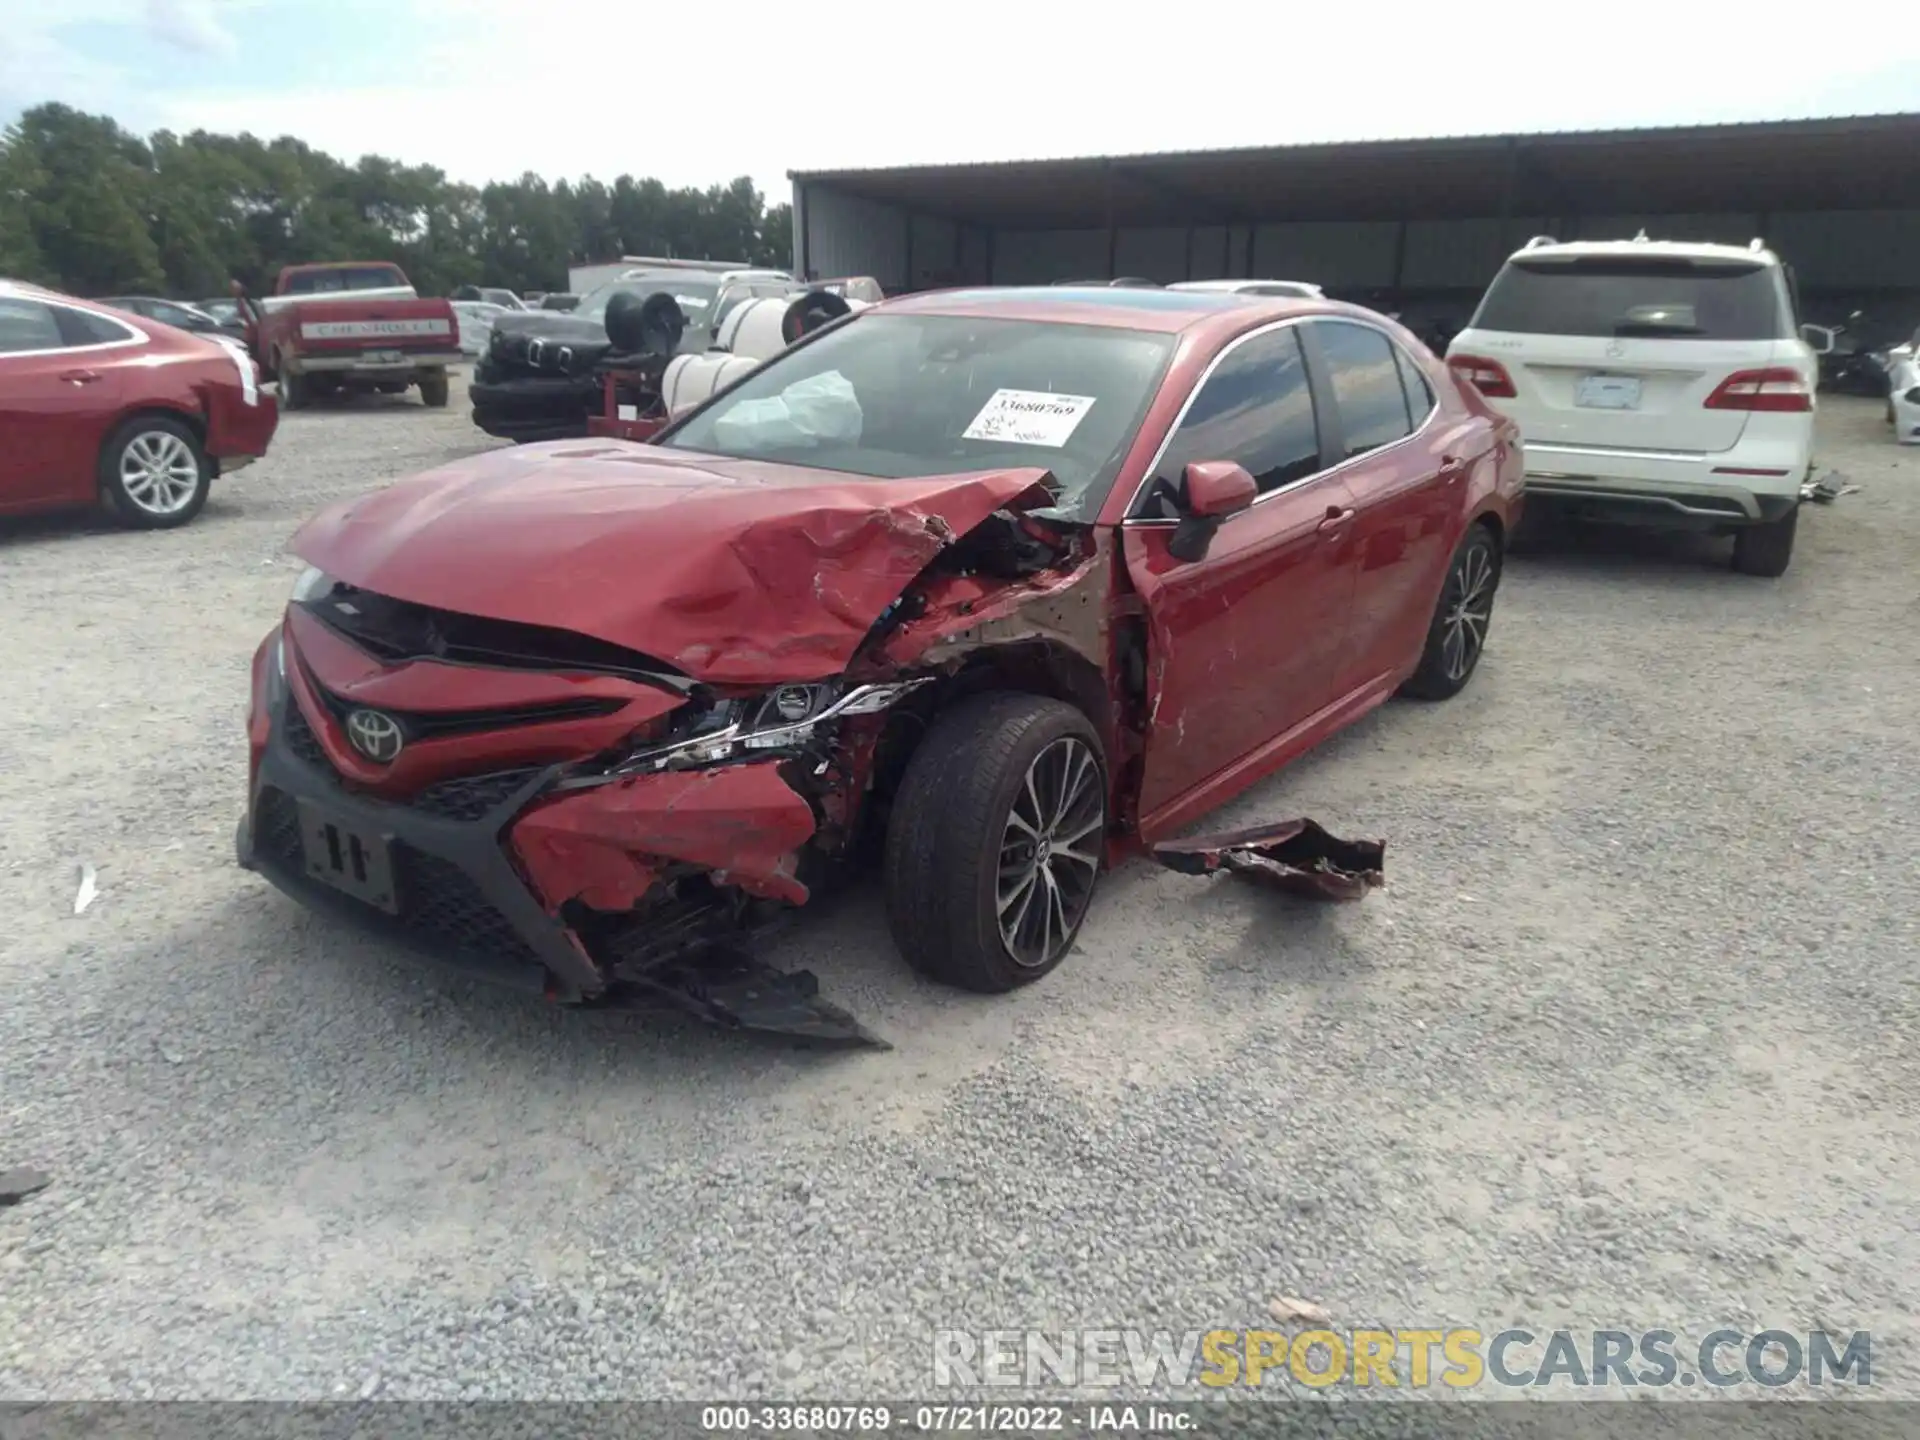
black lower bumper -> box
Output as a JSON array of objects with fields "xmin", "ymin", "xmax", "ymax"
[
  {"xmin": 238, "ymin": 692, "xmax": 890, "ymax": 1046},
  {"xmin": 468, "ymin": 374, "xmax": 596, "ymax": 444},
  {"xmin": 238, "ymin": 695, "xmax": 603, "ymax": 999}
]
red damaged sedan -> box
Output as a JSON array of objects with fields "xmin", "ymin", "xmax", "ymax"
[
  {"xmin": 0, "ymin": 281, "xmax": 277, "ymax": 528},
  {"xmin": 237, "ymin": 287, "xmax": 1521, "ymax": 1041}
]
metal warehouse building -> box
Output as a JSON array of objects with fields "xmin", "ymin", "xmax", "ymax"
[{"xmin": 788, "ymin": 114, "xmax": 1920, "ymax": 320}]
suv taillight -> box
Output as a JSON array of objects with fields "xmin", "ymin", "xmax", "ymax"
[
  {"xmin": 1704, "ymin": 367, "xmax": 1812, "ymax": 412},
  {"xmin": 1448, "ymin": 354, "xmax": 1516, "ymax": 398}
]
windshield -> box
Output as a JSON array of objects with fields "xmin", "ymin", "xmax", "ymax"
[
  {"xmin": 659, "ymin": 313, "xmax": 1176, "ymax": 519},
  {"xmin": 283, "ymin": 265, "xmax": 408, "ymax": 295},
  {"xmin": 577, "ymin": 273, "xmax": 722, "ymax": 324},
  {"xmin": 480, "ymin": 289, "xmax": 527, "ymax": 309},
  {"xmin": 1472, "ymin": 257, "xmax": 1790, "ymax": 340}
]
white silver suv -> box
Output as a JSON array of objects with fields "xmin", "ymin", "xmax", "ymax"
[{"xmin": 1447, "ymin": 235, "xmax": 1824, "ymax": 576}]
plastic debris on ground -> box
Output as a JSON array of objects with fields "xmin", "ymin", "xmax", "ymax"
[{"xmin": 1150, "ymin": 818, "xmax": 1386, "ymax": 901}]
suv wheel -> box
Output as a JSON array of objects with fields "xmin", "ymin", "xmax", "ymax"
[
  {"xmin": 1399, "ymin": 522, "xmax": 1501, "ymax": 700},
  {"xmin": 1732, "ymin": 506, "xmax": 1798, "ymax": 577},
  {"xmin": 884, "ymin": 694, "xmax": 1106, "ymax": 993}
]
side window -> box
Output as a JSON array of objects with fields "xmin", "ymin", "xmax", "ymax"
[
  {"xmin": 1144, "ymin": 326, "xmax": 1319, "ymax": 512},
  {"xmin": 151, "ymin": 302, "xmax": 196, "ymax": 327},
  {"xmin": 53, "ymin": 305, "xmax": 136, "ymax": 348},
  {"xmin": 1394, "ymin": 344, "xmax": 1435, "ymax": 426},
  {"xmin": 0, "ymin": 298, "xmax": 66, "ymax": 353},
  {"xmin": 1314, "ymin": 320, "xmax": 1413, "ymax": 456}
]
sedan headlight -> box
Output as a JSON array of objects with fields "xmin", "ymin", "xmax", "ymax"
[
  {"xmin": 607, "ymin": 678, "xmax": 931, "ymax": 778},
  {"xmin": 290, "ymin": 565, "xmax": 338, "ymax": 603}
]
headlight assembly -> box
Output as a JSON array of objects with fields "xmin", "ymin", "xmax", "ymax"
[
  {"xmin": 604, "ymin": 678, "xmax": 931, "ymax": 779},
  {"xmin": 290, "ymin": 565, "xmax": 339, "ymax": 603}
]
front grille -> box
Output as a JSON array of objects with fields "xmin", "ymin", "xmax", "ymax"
[
  {"xmin": 282, "ymin": 696, "xmax": 547, "ymax": 823},
  {"xmin": 306, "ymin": 685, "xmax": 624, "ymax": 743},
  {"xmin": 251, "ymin": 784, "xmax": 540, "ymax": 967},
  {"xmin": 392, "ymin": 844, "xmax": 540, "ymax": 964},
  {"xmin": 411, "ymin": 769, "xmax": 543, "ymax": 822},
  {"xmin": 256, "ymin": 787, "xmax": 303, "ymax": 867},
  {"xmin": 281, "ymin": 702, "xmax": 329, "ymax": 770}
]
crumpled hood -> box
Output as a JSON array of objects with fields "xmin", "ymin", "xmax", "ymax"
[{"xmin": 290, "ymin": 442, "xmax": 1056, "ymax": 686}]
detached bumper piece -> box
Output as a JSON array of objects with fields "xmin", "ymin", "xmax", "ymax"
[
  {"xmin": 239, "ymin": 694, "xmax": 889, "ymax": 1048},
  {"xmin": 1151, "ymin": 818, "xmax": 1386, "ymax": 901}
]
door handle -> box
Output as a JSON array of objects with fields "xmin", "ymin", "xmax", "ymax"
[
  {"xmin": 1318, "ymin": 505, "xmax": 1357, "ymax": 533},
  {"xmin": 59, "ymin": 369, "xmax": 102, "ymax": 386}
]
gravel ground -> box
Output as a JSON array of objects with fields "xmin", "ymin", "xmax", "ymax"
[{"xmin": 1, "ymin": 380, "xmax": 1916, "ymax": 1403}]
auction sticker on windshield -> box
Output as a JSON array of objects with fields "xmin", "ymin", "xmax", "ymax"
[{"xmin": 963, "ymin": 389, "xmax": 1097, "ymax": 447}]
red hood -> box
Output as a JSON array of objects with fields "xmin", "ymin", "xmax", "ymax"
[{"xmin": 290, "ymin": 442, "xmax": 1055, "ymax": 685}]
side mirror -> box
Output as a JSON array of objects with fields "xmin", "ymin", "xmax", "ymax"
[
  {"xmin": 1168, "ymin": 461, "xmax": 1256, "ymax": 563},
  {"xmin": 1185, "ymin": 460, "xmax": 1257, "ymax": 518},
  {"xmin": 1800, "ymin": 324, "xmax": 1836, "ymax": 355}
]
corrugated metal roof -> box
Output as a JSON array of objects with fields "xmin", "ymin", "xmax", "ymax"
[
  {"xmin": 790, "ymin": 112, "xmax": 1920, "ymax": 180},
  {"xmin": 789, "ymin": 113, "xmax": 1920, "ymax": 230}
]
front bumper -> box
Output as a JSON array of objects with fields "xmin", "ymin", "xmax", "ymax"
[
  {"xmin": 238, "ymin": 695, "xmax": 588, "ymax": 996},
  {"xmin": 235, "ymin": 638, "xmax": 884, "ymax": 1042}
]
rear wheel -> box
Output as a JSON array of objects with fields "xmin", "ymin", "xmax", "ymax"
[
  {"xmin": 1732, "ymin": 506, "xmax": 1798, "ymax": 577},
  {"xmin": 418, "ymin": 371, "xmax": 450, "ymax": 408},
  {"xmin": 884, "ymin": 694, "xmax": 1106, "ymax": 993},
  {"xmin": 1399, "ymin": 522, "xmax": 1501, "ymax": 700},
  {"xmin": 99, "ymin": 416, "xmax": 210, "ymax": 529}
]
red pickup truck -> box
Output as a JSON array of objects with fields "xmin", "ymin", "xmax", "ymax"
[{"xmin": 243, "ymin": 263, "xmax": 461, "ymax": 411}]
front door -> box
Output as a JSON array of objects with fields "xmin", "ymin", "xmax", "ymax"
[{"xmin": 1121, "ymin": 323, "xmax": 1358, "ymax": 825}]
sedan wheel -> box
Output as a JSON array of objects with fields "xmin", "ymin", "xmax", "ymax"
[
  {"xmin": 996, "ymin": 736, "xmax": 1105, "ymax": 970},
  {"xmin": 1399, "ymin": 522, "xmax": 1501, "ymax": 700},
  {"xmin": 100, "ymin": 417, "xmax": 211, "ymax": 529},
  {"xmin": 885, "ymin": 693, "xmax": 1108, "ymax": 992}
]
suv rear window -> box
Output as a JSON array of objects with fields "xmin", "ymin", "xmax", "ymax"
[{"xmin": 1471, "ymin": 257, "xmax": 1789, "ymax": 341}]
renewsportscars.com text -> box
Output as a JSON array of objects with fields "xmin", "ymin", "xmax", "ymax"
[{"xmin": 933, "ymin": 1327, "xmax": 1872, "ymax": 1390}]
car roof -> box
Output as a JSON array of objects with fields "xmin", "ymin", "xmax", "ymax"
[
  {"xmin": 1506, "ymin": 236, "xmax": 1779, "ymax": 267},
  {"xmin": 877, "ymin": 284, "xmax": 1351, "ymax": 335},
  {"xmin": 1170, "ymin": 278, "xmax": 1323, "ymax": 294}
]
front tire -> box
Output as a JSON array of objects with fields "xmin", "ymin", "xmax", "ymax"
[
  {"xmin": 1399, "ymin": 522, "xmax": 1501, "ymax": 700},
  {"xmin": 1732, "ymin": 506, "xmax": 1798, "ymax": 577},
  {"xmin": 99, "ymin": 416, "xmax": 210, "ymax": 529},
  {"xmin": 884, "ymin": 693, "xmax": 1106, "ymax": 993}
]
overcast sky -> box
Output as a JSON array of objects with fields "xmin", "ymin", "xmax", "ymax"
[{"xmin": 6, "ymin": 0, "xmax": 1919, "ymax": 204}]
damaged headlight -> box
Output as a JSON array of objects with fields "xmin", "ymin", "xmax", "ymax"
[{"xmin": 609, "ymin": 678, "xmax": 931, "ymax": 777}]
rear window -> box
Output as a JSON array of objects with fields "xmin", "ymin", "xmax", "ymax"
[
  {"xmin": 1471, "ymin": 257, "xmax": 1790, "ymax": 341},
  {"xmin": 283, "ymin": 265, "xmax": 407, "ymax": 295}
]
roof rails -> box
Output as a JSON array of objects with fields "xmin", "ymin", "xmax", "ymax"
[
  {"xmin": 1749, "ymin": 237, "xmax": 1767, "ymax": 252},
  {"xmin": 1633, "ymin": 229, "xmax": 1650, "ymax": 242},
  {"xmin": 1521, "ymin": 235, "xmax": 1558, "ymax": 250}
]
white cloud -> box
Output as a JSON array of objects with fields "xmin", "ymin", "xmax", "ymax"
[{"xmin": 145, "ymin": 0, "xmax": 241, "ymax": 58}]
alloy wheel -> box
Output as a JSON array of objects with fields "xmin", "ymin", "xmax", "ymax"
[
  {"xmin": 118, "ymin": 431, "xmax": 201, "ymax": 516},
  {"xmin": 1441, "ymin": 543, "xmax": 1496, "ymax": 682},
  {"xmin": 996, "ymin": 736, "xmax": 1104, "ymax": 968}
]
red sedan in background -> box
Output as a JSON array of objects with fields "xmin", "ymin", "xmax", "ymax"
[
  {"xmin": 0, "ymin": 281, "xmax": 278, "ymax": 529},
  {"xmin": 238, "ymin": 286, "xmax": 1522, "ymax": 1040}
]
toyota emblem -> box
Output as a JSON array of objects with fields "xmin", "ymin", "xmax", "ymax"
[{"xmin": 345, "ymin": 708, "xmax": 404, "ymax": 764}]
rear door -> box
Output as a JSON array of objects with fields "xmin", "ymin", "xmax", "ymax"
[
  {"xmin": 1301, "ymin": 319, "xmax": 1462, "ymax": 697},
  {"xmin": 1464, "ymin": 254, "xmax": 1790, "ymax": 454},
  {"xmin": 0, "ymin": 297, "xmax": 132, "ymax": 510},
  {"xmin": 1121, "ymin": 323, "xmax": 1358, "ymax": 826}
]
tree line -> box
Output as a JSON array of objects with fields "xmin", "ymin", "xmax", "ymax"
[{"xmin": 0, "ymin": 103, "xmax": 793, "ymax": 301}]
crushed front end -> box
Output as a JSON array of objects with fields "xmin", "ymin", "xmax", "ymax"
[{"xmin": 236, "ymin": 584, "xmax": 920, "ymax": 1045}]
